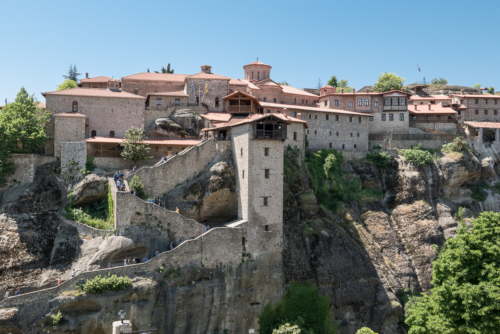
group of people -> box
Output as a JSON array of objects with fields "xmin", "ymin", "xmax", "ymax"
[
  {"xmin": 203, "ymin": 223, "xmax": 211, "ymax": 231},
  {"xmin": 123, "ymin": 257, "xmax": 148, "ymax": 266},
  {"xmin": 114, "ymin": 171, "xmax": 126, "ymax": 191},
  {"xmin": 148, "ymin": 196, "xmax": 166, "ymax": 208},
  {"xmin": 4, "ymin": 289, "xmax": 20, "ymax": 299}
]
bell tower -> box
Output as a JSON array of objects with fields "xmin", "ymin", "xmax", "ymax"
[{"xmin": 243, "ymin": 60, "xmax": 272, "ymax": 82}]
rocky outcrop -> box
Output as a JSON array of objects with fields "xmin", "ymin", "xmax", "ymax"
[
  {"xmin": 162, "ymin": 151, "xmax": 237, "ymax": 225},
  {"xmin": 149, "ymin": 118, "xmax": 191, "ymax": 138},
  {"xmin": 70, "ymin": 174, "xmax": 108, "ymax": 207},
  {"xmin": 147, "ymin": 108, "xmax": 205, "ymax": 138},
  {"xmin": 170, "ymin": 109, "xmax": 204, "ymax": 136}
]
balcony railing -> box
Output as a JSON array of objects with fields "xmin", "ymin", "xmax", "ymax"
[
  {"xmin": 228, "ymin": 105, "xmax": 252, "ymax": 113},
  {"xmin": 410, "ymin": 119, "xmax": 457, "ymax": 124},
  {"xmin": 383, "ymin": 105, "xmax": 407, "ymax": 111},
  {"xmin": 255, "ymin": 129, "xmax": 285, "ymax": 139}
]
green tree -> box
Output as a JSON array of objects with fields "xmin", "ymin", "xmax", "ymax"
[
  {"xmin": 327, "ymin": 76, "xmax": 338, "ymax": 88},
  {"xmin": 277, "ymin": 81, "xmax": 290, "ymax": 86},
  {"xmin": 472, "ymin": 83, "xmax": 481, "ymax": 89},
  {"xmin": 335, "ymin": 79, "xmax": 353, "ymax": 92},
  {"xmin": 373, "ymin": 72, "xmax": 405, "ymax": 92},
  {"xmin": 488, "ymin": 86, "xmax": 495, "ymax": 94},
  {"xmin": 63, "ymin": 64, "xmax": 80, "ymax": 82},
  {"xmin": 57, "ymin": 79, "xmax": 78, "ymax": 91},
  {"xmin": 356, "ymin": 328, "xmax": 377, "ymax": 334},
  {"xmin": 405, "ymin": 212, "xmax": 500, "ymax": 334},
  {"xmin": 258, "ymin": 281, "xmax": 336, "ymax": 334},
  {"xmin": 120, "ymin": 127, "xmax": 151, "ymax": 163},
  {"xmin": 431, "ymin": 78, "xmax": 448, "ymax": 85},
  {"xmin": 129, "ymin": 174, "xmax": 145, "ymax": 197},
  {"xmin": 0, "ymin": 87, "xmax": 52, "ymax": 153}
]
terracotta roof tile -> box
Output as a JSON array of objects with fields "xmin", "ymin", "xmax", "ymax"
[
  {"xmin": 229, "ymin": 78, "xmax": 247, "ymax": 86},
  {"xmin": 451, "ymin": 94, "xmax": 500, "ymax": 99},
  {"xmin": 281, "ymin": 85, "xmax": 318, "ymax": 97},
  {"xmin": 201, "ymin": 113, "xmax": 232, "ymax": 122},
  {"xmin": 201, "ymin": 112, "xmax": 308, "ymax": 132},
  {"xmin": 239, "ymin": 79, "xmax": 259, "ymax": 90},
  {"xmin": 85, "ymin": 137, "xmax": 201, "ymax": 145},
  {"xmin": 409, "ymin": 95, "xmax": 450, "ymax": 101},
  {"xmin": 260, "ymin": 102, "xmax": 370, "ymax": 116},
  {"xmin": 80, "ymin": 76, "xmax": 119, "ymax": 83},
  {"xmin": 186, "ymin": 72, "xmax": 231, "ymax": 80},
  {"xmin": 464, "ymin": 121, "xmax": 500, "ymax": 129},
  {"xmin": 54, "ymin": 112, "xmax": 87, "ymax": 118},
  {"xmin": 122, "ymin": 73, "xmax": 187, "ymax": 82},
  {"xmin": 408, "ymin": 104, "xmax": 457, "ymax": 115},
  {"xmin": 36, "ymin": 101, "xmax": 46, "ymax": 109},
  {"xmin": 42, "ymin": 88, "xmax": 145, "ymax": 99},
  {"xmin": 244, "ymin": 61, "xmax": 271, "ymax": 67}
]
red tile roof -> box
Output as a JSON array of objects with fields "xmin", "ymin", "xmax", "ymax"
[
  {"xmin": 451, "ymin": 94, "xmax": 500, "ymax": 99},
  {"xmin": 186, "ymin": 72, "xmax": 231, "ymax": 80},
  {"xmin": 201, "ymin": 113, "xmax": 232, "ymax": 122},
  {"xmin": 229, "ymin": 78, "xmax": 247, "ymax": 86},
  {"xmin": 42, "ymin": 88, "xmax": 145, "ymax": 99},
  {"xmin": 201, "ymin": 112, "xmax": 308, "ymax": 132},
  {"xmin": 122, "ymin": 73, "xmax": 187, "ymax": 82},
  {"xmin": 260, "ymin": 102, "xmax": 370, "ymax": 116},
  {"xmin": 80, "ymin": 76, "xmax": 119, "ymax": 83},
  {"xmin": 85, "ymin": 137, "xmax": 201, "ymax": 145},
  {"xmin": 244, "ymin": 61, "xmax": 271, "ymax": 68},
  {"xmin": 54, "ymin": 112, "xmax": 87, "ymax": 118},
  {"xmin": 464, "ymin": 121, "xmax": 500, "ymax": 129},
  {"xmin": 280, "ymin": 85, "xmax": 318, "ymax": 97},
  {"xmin": 239, "ymin": 80, "xmax": 260, "ymax": 90},
  {"xmin": 36, "ymin": 101, "xmax": 46, "ymax": 109},
  {"xmin": 223, "ymin": 90, "xmax": 258, "ymax": 100},
  {"xmin": 408, "ymin": 104, "xmax": 457, "ymax": 115},
  {"xmin": 409, "ymin": 95, "xmax": 450, "ymax": 101}
]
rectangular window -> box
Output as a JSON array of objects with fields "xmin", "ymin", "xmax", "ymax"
[
  {"xmin": 266, "ymin": 110, "xmax": 270, "ymax": 113},
  {"xmin": 292, "ymin": 112, "xmax": 297, "ymax": 117},
  {"xmin": 389, "ymin": 114, "xmax": 394, "ymax": 121},
  {"xmin": 436, "ymin": 115, "xmax": 441, "ymax": 120},
  {"xmin": 342, "ymin": 144, "xmax": 345, "ymax": 149},
  {"xmin": 314, "ymin": 115, "xmax": 317, "ymax": 119},
  {"xmin": 357, "ymin": 133, "xmax": 360, "ymax": 137},
  {"xmin": 329, "ymin": 143, "xmax": 332, "ymax": 148},
  {"xmin": 265, "ymin": 169, "xmax": 270, "ymax": 178},
  {"xmin": 475, "ymin": 99, "xmax": 479, "ymax": 104},
  {"xmin": 335, "ymin": 115, "xmax": 339, "ymax": 121},
  {"xmin": 357, "ymin": 99, "xmax": 362, "ymax": 106},
  {"xmin": 307, "ymin": 129, "xmax": 309, "ymax": 134},
  {"xmin": 485, "ymin": 110, "xmax": 488, "ymax": 115},
  {"xmin": 264, "ymin": 225, "xmax": 269, "ymax": 231},
  {"xmin": 336, "ymin": 131, "xmax": 339, "ymax": 136},
  {"xmin": 263, "ymin": 197, "xmax": 268, "ymax": 206},
  {"xmin": 475, "ymin": 110, "xmax": 479, "ymax": 115},
  {"xmin": 354, "ymin": 144, "xmax": 357, "ymax": 149},
  {"xmin": 495, "ymin": 100, "xmax": 498, "ymax": 105},
  {"xmin": 495, "ymin": 110, "xmax": 498, "ymax": 115},
  {"xmin": 358, "ymin": 117, "xmax": 361, "ymax": 123},
  {"xmin": 175, "ymin": 99, "xmax": 180, "ymax": 105},
  {"xmin": 348, "ymin": 102, "xmax": 353, "ymax": 107},
  {"xmin": 375, "ymin": 101, "xmax": 379, "ymax": 107},
  {"xmin": 314, "ymin": 130, "xmax": 317, "ymax": 135},
  {"xmin": 350, "ymin": 132, "xmax": 353, "ymax": 137},
  {"xmin": 334, "ymin": 100, "xmax": 339, "ymax": 106},
  {"xmin": 384, "ymin": 97, "xmax": 391, "ymax": 106},
  {"xmin": 485, "ymin": 99, "xmax": 488, "ymax": 104},
  {"xmin": 293, "ymin": 132, "xmax": 297, "ymax": 140},
  {"xmin": 242, "ymin": 170, "xmax": 244, "ymax": 179},
  {"xmin": 325, "ymin": 115, "xmax": 329, "ymax": 120},
  {"xmin": 309, "ymin": 114, "xmax": 311, "ymax": 119},
  {"xmin": 399, "ymin": 97, "xmax": 406, "ymax": 106},
  {"xmin": 264, "ymin": 148, "xmax": 269, "ymax": 156},
  {"xmin": 349, "ymin": 117, "xmax": 353, "ymax": 122},
  {"xmin": 382, "ymin": 114, "xmax": 386, "ymax": 121},
  {"xmin": 324, "ymin": 101, "xmax": 328, "ymax": 107},
  {"xmin": 364, "ymin": 99, "xmax": 369, "ymax": 106},
  {"xmin": 329, "ymin": 131, "xmax": 332, "ymax": 136},
  {"xmin": 392, "ymin": 97, "xmax": 398, "ymax": 106},
  {"xmin": 400, "ymin": 113, "xmax": 404, "ymax": 121},
  {"xmin": 241, "ymin": 148, "xmax": 243, "ymax": 157},
  {"xmin": 369, "ymin": 116, "xmax": 374, "ymax": 121},
  {"xmin": 156, "ymin": 98, "xmax": 162, "ymax": 105}
]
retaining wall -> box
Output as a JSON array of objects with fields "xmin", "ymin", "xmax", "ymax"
[
  {"xmin": 60, "ymin": 217, "xmax": 114, "ymax": 238},
  {"xmin": 1, "ymin": 154, "xmax": 57, "ymax": 189},
  {"xmin": 0, "ymin": 226, "xmax": 243, "ymax": 308},
  {"xmin": 125, "ymin": 139, "xmax": 229, "ymax": 197},
  {"xmin": 391, "ymin": 139, "xmax": 454, "ymax": 149},
  {"xmin": 93, "ymin": 157, "xmax": 158, "ymax": 170}
]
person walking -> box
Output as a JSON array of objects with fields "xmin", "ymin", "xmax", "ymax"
[
  {"xmin": 4, "ymin": 291, "xmax": 9, "ymax": 299},
  {"xmin": 117, "ymin": 179, "xmax": 121, "ymax": 188},
  {"xmin": 169, "ymin": 241, "xmax": 174, "ymax": 250},
  {"xmin": 108, "ymin": 263, "xmax": 111, "ymax": 269},
  {"xmin": 176, "ymin": 207, "xmax": 180, "ymax": 214},
  {"xmin": 133, "ymin": 166, "xmax": 137, "ymax": 173},
  {"xmin": 15, "ymin": 289, "xmax": 19, "ymax": 296},
  {"xmin": 71, "ymin": 269, "xmax": 76, "ymax": 278},
  {"xmin": 127, "ymin": 257, "xmax": 131, "ymax": 265},
  {"xmin": 206, "ymin": 225, "xmax": 210, "ymax": 231},
  {"xmin": 57, "ymin": 277, "xmax": 62, "ymax": 285},
  {"xmin": 155, "ymin": 249, "xmax": 159, "ymax": 257},
  {"xmin": 113, "ymin": 172, "xmax": 118, "ymax": 182},
  {"xmin": 142, "ymin": 256, "xmax": 148, "ymax": 263},
  {"xmin": 124, "ymin": 258, "xmax": 127, "ymax": 266}
]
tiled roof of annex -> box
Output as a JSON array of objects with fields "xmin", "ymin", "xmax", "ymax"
[
  {"xmin": 451, "ymin": 94, "xmax": 500, "ymax": 99},
  {"xmin": 80, "ymin": 76, "xmax": 119, "ymax": 83},
  {"xmin": 464, "ymin": 121, "xmax": 500, "ymax": 129},
  {"xmin": 408, "ymin": 104, "xmax": 457, "ymax": 115},
  {"xmin": 281, "ymin": 85, "xmax": 318, "ymax": 97},
  {"xmin": 201, "ymin": 112, "xmax": 308, "ymax": 132},
  {"xmin": 121, "ymin": 73, "xmax": 187, "ymax": 82},
  {"xmin": 186, "ymin": 72, "xmax": 231, "ymax": 80},
  {"xmin": 229, "ymin": 78, "xmax": 248, "ymax": 86},
  {"xmin": 244, "ymin": 61, "xmax": 271, "ymax": 68},
  {"xmin": 42, "ymin": 88, "xmax": 145, "ymax": 99},
  {"xmin": 54, "ymin": 112, "xmax": 87, "ymax": 118},
  {"xmin": 409, "ymin": 95, "xmax": 450, "ymax": 101},
  {"xmin": 85, "ymin": 137, "xmax": 201, "ymax": 145},
  {"xmin": 259, "ymin": 102, "xmax": 371, "ymax": 116}
]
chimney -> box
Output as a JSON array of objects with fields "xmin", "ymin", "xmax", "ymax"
[
  {"xmin": 428, "ymin": 104, "xmax": 431, "ymax": 110},
  {"xmin": 297, "ymin": 113, "xmax": 302, "ymax": 119},
  {"xmin": 366, "ymin": 88, "xmax": 370, "ymax": 93},
  {"xmin": 378, "ymin": 88, "xmax": 381, "ymax": 93},
  {"xmin": 86, "ymin": 73, "xmax": 89, "ymax": 79},
  {"xmin": 391, "ymin": 87, "xmax": 394, "ymax": 91},
  {"xmin": 414, "ymin": 104, "xmax": 417, "ymax": 110},
  {"xmin": 341, "ymin": 88, "xmax": 344, "ymax": 94},
  {"xmin": 353, "ymin": 87, "xmax": 356, "ymax": 93},
  {"xmin": 461, "ymin": 89, "xmax": 465, "ymax": 95}
]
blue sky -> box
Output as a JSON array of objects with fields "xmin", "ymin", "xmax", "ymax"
[{"xmin": 1, "ymin": 0, "xmax": 499, "ymax": 103}]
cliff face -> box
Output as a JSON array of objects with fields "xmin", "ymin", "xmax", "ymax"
[{"xmin": 0, "ymin": 150, "xmax": 491, "ymax": 334}]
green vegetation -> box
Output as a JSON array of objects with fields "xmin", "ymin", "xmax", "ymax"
[
  {"xmin": 153, "ymin": 63, "xmax": 174, "ymax": 74},
  {"xmin": 373, "ymin": 72, "xmax": 405, "ymax": 92},
  {"xmin": 129, "ymin": 174, "xmax": 145, "ymax": 197},
  {"xmin": 400, "ymin": 146, "xmax": 435, "ymax": 166},
  {"xmin": 63, "ymin": 64, "xmax": 80, "ymax": 81},
  {"xmin": 277, "ymin": 81, "xmax": 290, "ymax": 86},
  {"xmin": 464, "ymin": 182, "xmax": 489, "ymax": 202},
  {"xmin": 56, "ymin": 79, "xmax": 78, "ymax": 91},
  {"xmin": 273, "ymin": 323, "xmax": 302, "ymax": 334},
  {"xmin": 405, "ymin": 212, "xmax": 500, "ymax": 333},
  {"xmin": 454, "ymin": 206, "xmax": 466, "ymax": 221},
  {"xmin": 335, "ymin": 79, "xmax": 352, "ymax": 93},
  {"xmin": 472, "ymin": 83, "xmax": 481, "ymax": 89},
  {"xmin": 365, "ymin": 151, "xmax": 391, "ymax": 169},
  {"xmin": 258, "ymin": 281, "xmax": 336, "ymax": 334},
  {"xmin": 361, "ymin": 187, "xmax": 385, "ymax": 202},
  {"xmin": 356, "ymin": 328, "xmax": 377, "ymax": 334},
  {"xmin": 50, "ymin": 310, "xmax": 63, "ymax": 329},
  {"xmin": 65, "ymin": 190, "xmax": 113, "ymax": 230},
  {"xmin": 488, "ymin": 86, "xmax": 495, "ymax": 94},
  {"xmin": 82, "ymin": 273, "xmax": 132, "ymax": 294},
  {"xmin": 430, "ymin": 78, "xmax": 448, "ymax": 85},
  {"xmin": 120, "ymin": 126, "xmax": 151, "ymax": 163},
  {"xmin": 441, "ymin": 137, "xmax": 473, "ymax": 158},
  {"xmin": 327, "ymin": 76, "xmax": 337, "ymax": 88},
  {"xmin": 372, "ymin": 144, "xmax": 382, "ymax": 150},
  {"xmin": 107, "ymin": 183, "xmax": 114, "ymax": 224}
]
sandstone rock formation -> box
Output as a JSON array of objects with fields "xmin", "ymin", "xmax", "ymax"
[
  {"xmin": 147, "ymin": 108, "xmax": 205, "ymax": 138},
  {"xmin": 70, "ymin": 174, "xmax": 108, "ymax": 207},
  {"xmin": 149, "ymin": 118, "xmax": 191, "ymax": 138}
]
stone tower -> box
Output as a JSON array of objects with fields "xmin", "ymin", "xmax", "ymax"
[{"xmin": 243, "ymin": 61, "xmax": 272, "ymax": 82}]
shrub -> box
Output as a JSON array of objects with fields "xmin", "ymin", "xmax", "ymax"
[
  {"xmin": 366, "ymin": 151, "xmax": 391, "ymax": 169},
  {"xmin": 129, "ymin": 174, "xmax": 145, "ymax": 197},
  {"xmin": 465, "ymin": 182, "xmax": 489, "ymax": 202},
  {"xmin": 273, "ymin": 323, "xmax": 302, "ymax": 334},
  {"xmin": 356, "ymin": 328, "xmax": 377, "ymax": 334},
  {"xmin": 454, "ymin": 206, "xmax": 466, "ymax": 221},
  {"xmin": 82, "ymin": 273, "xmax": 132, "ymax": 294},
  {"xmin": 258, "ymin": 281, "xmax": 336, "ymax": 334},
  {"xmin": 372, "ymin": 144, "xmax": 382, "ymax": 150},
  {"xmin": 50, "ymin": 310, "xmax": 63, "ymax": 329},
  {"xmin": 107, "ymin": 183, "xmax": 114, "ymax": 224},
  {"xmin": 402, "ymin": 146, "xmax": 434, "ymax": 166},
  {"xmin": 65, "ymin": 194, "xmax": 113, "ymax": 230}
]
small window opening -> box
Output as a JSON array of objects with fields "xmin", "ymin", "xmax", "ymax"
[
  {"xmin": 264, "ymin": 148, "xmax": 269, "ymax": 156},
  {"xmin": 265, "ymin": 169, "xmax": 270, "ymax": 178},
  {"xmin": 263, "ymin": 197, "xmax": 268, "ymax": 206},
  {"xmin": 109, "ymin": 131, "xmax": 115, "ymax": 138}
]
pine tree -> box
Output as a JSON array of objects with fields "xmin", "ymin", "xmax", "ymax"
[
  {"xmin": 63, "ymin": 64, "xmax": 81, "ymax": 82},
  {"xmin": 120, "ymin": 127, "xmax": 151, "ymax": 163},
  {"xmin": 166, "ymin": 63, "xmax": 174, "ymax": 74}
]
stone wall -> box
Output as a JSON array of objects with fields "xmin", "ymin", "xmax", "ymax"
[
  {"xmin": 53, "ymin": 115, "xmax": 87, "ymax": 158},
  {"xmin": 60, "ymin": 217, "xmax": 114, "ymax": 238},
  {"xmin": 284, "ymin": 122, "xmax": 306, "ymax": 154},
  {"xmin": 409, "ymin": 122, "xmax": 457, "ymax": 135},
  {"xmin": 390, "ymin": 138, "xmax": 454, "ymax": 149},
  {"xmin": 367, "ymin": 111, "xmax": 410, "ymax": 135},
  {"xmin": 186, "ymin": 79, "xmax": 228, "ymax": 112},
  {"xmin": 0, "ymin": 226, "xmax": 243, "ymax": 308},
  {"xmin": 60, "ymin": 142, "xmax": 87, "ymax": 181},
  {"xmin": 125, "ymin": 139, "xmax": 226, "ymax": 197},
  {"xmin": 113, "ymin": 188, "xmax": 205, "ymax": 244},
  {"xmin": 451, "ymin": 96, "xmax": 500, "ymax": 121},
  {"xmin": 122, "ymin": 80, "xmax": 185, "ymax": 97},
  {"xmin": 93, "ymin": 157, "xmax": 158, "ymax": 170},
  {"xmin": 1, "ymin": 154, "xmax": 57, "ymax": 189}
]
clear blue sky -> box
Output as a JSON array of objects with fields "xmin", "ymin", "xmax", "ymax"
[{"xmin": 1, "ymin": 0, "xmax": 499, "ymax": 104}]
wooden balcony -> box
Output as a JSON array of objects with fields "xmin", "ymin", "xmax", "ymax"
[
  {"xmin": 228, "ymin": 105, "xmax": 252, "ymax": 113},
  {"xmin": 254, "ymin": 122, "xmax": 287, "ymax": 140}
]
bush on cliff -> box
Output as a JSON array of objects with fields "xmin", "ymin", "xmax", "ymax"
[
  {"xmin": 82, "ymin": 273, "xmax": 132, "ymax": 294},
  {"xmin": 366, "ymin": 151, "xmax": 391, "ymax": 169},
  {"xmin": 65, "ymin": 191, "xmax": 113, "ymax": 230},
  {"xmin": 401, "ymin": 146, "xmax": 435, "ymax": 166},
  {"xmin": 405, "ymin": 212, "xmax": 500, "ymax": 333},
  {"xmin": 129, "ymin": 174, "xmax": 145, "ymax": 197},
  {"xmin": 258, "ymin": 281, "xmax": 336, "ymax": 334}
]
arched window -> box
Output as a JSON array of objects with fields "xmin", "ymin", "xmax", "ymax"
[
  {"xmin": 251, "ymin": 72, "xmax": 254, "ymax": 80},
  {"xmin": 263, "ymin": 97, "xmax": 266, "ymax": 102},
  {"xmin": 91, "ymin": 130, "xmax": 96, "ymax": 137},
  {"xmin": 196, "ymin": 97, "xmax": 199, "ymax": 104},
  {"xmin": 258, "ymin": 72, "xmax": 260, "ymax": 80},
  {"xmin": 134, "ymin": 90, "xmax": 138, "ymax": 95},
  {"xmin": 72, "ymin": 101, "xmax": 78, "ymax": 112},
  {"xmin": 215, "ymin": 97, "xmax": 219, "ymax": 107},
  {"xmin": 273, "ymin": 98, "xmax": 276, "ymax": 103},
  {"xmin": 109, "ymin": 131, "xmax": 115, "ymax": 138}
]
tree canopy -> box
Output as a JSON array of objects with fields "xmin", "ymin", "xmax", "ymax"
[
  {"xmin": 488, "ymin": 86, "xmax": 495, "ymax": 94},
  {"xmin": 373, "ymin": 72, "xmax": 405, "ymax": 92},
  {"xmin": 154, "ymin": 63, "xmax": 174, "ymax": 74},
  {"xmin": 472, "ymin": 83, "xmax": 481, "ymax": 89},
  {"xmin": 258, "ymin": 281, "xmax": 336, "ymax": 334},
  {"xmin": 356, "ymin": 328, "xmax": 377, "ymax": 334},
  {"xmin": 63, "ymin": 64, "xmax": 80, "ymax": 82},
  {"xmin": 335, "ymin": 79, "xmax": 353, "ymax": 93},
  {"xmin": 120, "ymin": 126, "xmax": 151, "ymax": 163},
  {"xmin": 57, "ymin": 79, "xmax": 78, "ymax": 91},
  {"xmin": 405, "ymin": 212, "xmax": 500, "ymax": 334},
  {"xmin": 431, "ymin": 78, "xmax": 448, "ymax": 85},
  {"xmin": 327, "ymin": 76, "xmax": 338, "ymax": 88},
  {"xmin": 277, "ymin": 81, "xmax": 290, "ymax": 86}
]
